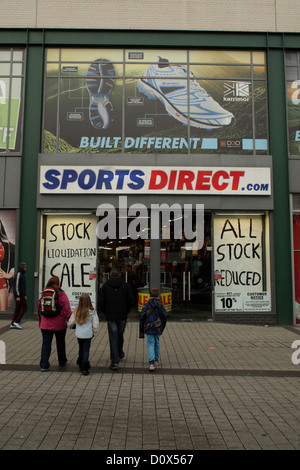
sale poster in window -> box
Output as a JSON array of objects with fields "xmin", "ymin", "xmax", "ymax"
[
  {"xmin": 43, "ymin": 215, "xmax": 97, "ymax": 310},
  {"xmin": 0, "ymin": 210, "xmax": 16, "ymax": 311},
  {"xmin": 214, "ymin": 215, "xmax": 271, "ymax": 312}
]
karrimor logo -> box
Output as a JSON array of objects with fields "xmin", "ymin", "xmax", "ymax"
[
  {"xmin": 96, "ymin": 196, "xmax": 204, "ymax": 249},
  {"xmin": 0, "ymin": 340, "xmax": 6, "ymax": 364},
  {"xmin": 223, "ymin": 81, "xmax": 250, "ymax": 102}
]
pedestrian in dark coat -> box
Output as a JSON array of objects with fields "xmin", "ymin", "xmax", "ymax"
[
  {"xmin": 99, "ymin": 267, "xmax": 134, "ymax": 370},
  {"xmin": 10, "ymin": 262, "xmax": 27, "ymax": 329}
]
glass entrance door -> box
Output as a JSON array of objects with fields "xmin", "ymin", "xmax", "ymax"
[
  {"xmin": 160, "ymin": 212, "xmax": 212, "ymax": 319},
  {"xmin": 96, "ymin": 209, "xmax": 212, "ymax": 319},
  {"xmin": 97, "ymin": 211, "xmax": 150, "ymax": 316},
  {"xmin": 98, "ymin": 237, "xmax": 149, "ymax": 313}
]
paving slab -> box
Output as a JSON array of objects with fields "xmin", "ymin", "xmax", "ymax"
[{"xmin": 1, "ymin": 318, "xmax": 300, "ymax": 452}]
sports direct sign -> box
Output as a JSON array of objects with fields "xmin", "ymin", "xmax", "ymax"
[{"xmin": 40, "ymin": 166, "xmax": 271, "ymax": 195}]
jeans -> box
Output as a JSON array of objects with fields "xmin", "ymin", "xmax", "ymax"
[
  {"xmin": 107, "ymin": 320, "xmax": 126, "ymax": 365},
  {"xmin": 146, "ymin": 333, "xmax": 160, "ymax": 363},
  {"xmin": 40, "ymin": 329, "xmax": 67, "ymax": 369},
  {"xmin": 77, "ymin": 337, "xmax": 92, "ymax": 364}
]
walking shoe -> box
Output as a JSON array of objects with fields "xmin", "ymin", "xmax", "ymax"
[
  {"xmin": 10, "ymin": 322, "xmax": 22, "ymax": 329},
  {"xmin": 149, "ymin": 362, "xmax": 155, "ymax": 372},
  {"xmin": 137, "ymin": 57, "xmax": 234, "ymax": 129},
  {"xmin": 110, "ymin": 363, "xmax": 119, "ymax": 371},
  {"xmin": 82, "ymin": 362, "xmax": 90, "ymax": 375},
  {"xmin": 86, "ymin": 58, "xmax": 115, "ymax": 129}
]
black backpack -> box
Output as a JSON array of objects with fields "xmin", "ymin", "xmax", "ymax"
[{"xmin": 40, "ymin": 288, "xmax": 61, "ymax": 317}]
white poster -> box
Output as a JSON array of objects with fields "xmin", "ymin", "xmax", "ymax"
[
  {"xmin": 214, "ymin": 215, "xmax": 266, "ymax": 312},
  {"xmin": 44, "ymin": 215, "xmax": 97, "ymax": 310}
]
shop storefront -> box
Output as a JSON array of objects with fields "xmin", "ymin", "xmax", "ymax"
[
  {"xmin": 2, "ymin": 30, "xmax": 296, "ymax": 325},
  {"xmin": 285, "ymin": 51, "xmax": 300, "ymax": 325},
  {"xmin": 33, "ymin": 46, "xmax": 275, "ymax": 322},
  {"xmin": 38, "ymin": 204, "xmax": 273, "ymax": 322}
]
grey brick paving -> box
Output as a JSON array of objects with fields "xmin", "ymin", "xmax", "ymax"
[{"xmin": 1, "ymin": 318, "xmax": 300, "ymax": 451}]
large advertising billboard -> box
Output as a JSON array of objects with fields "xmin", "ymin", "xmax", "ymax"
[
  {"xmin": 0, "ymin": 210, "xmax": 16, "ymax": 311},
  {"xmin": 0, "ymin": 49, "xmax": 24, "ymax": 154},
  {"xmin": 43, "ymin": 49, "xmax": 268, "ymax": 155},
  {"xmin": 286, "ymin": 52, "xmax": 300, "ymax": 155}
]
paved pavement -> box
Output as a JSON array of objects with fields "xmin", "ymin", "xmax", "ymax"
[{"xmin": 1, "ymin": 316, "xmax": 300, "ymax": 453}]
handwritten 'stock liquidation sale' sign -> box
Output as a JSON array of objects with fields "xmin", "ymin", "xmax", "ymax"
[{"xmin": 44, "ymin": 215, "xmax": 97, "ymax": 310}]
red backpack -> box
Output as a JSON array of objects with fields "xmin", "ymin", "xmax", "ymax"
[{"xmin": 40, "ymin": 288, "xmax": 61, "ymax": 317}]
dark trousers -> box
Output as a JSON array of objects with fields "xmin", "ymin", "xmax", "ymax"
[
  {"xmin": 40, "ymin": 329, "xmax": 67, "ymax": 369},
  {"xmin": 107, "ymin": 320, "xmax": 126, "ymax": 365},
  {"xmin": 12, "ymin": 296, "xmax": 28, "ymax": 323},
  {"xmin": 77, "ymin": 337, "xmax": 92, "ymax": 364}
]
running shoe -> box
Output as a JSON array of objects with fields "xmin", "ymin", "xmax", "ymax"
[
  {"xmin": 86, "ymin": 59, "xmax": 115, "ymax": 129},
  {"xmin": 137, "ymin": 57, "xmax": 234, "ymax": 129},
  {"xmin": 10, "ymin": 322, "xmax": 22, "ymax": 329}
]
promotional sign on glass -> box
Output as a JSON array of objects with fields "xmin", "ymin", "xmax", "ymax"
[{"xmin": 43, "ymin": 48, "xmax": 268, "ymax": 155}]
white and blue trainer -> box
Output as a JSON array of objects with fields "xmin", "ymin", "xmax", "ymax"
[{"xmin": 137, "ymin": 57, "xmax": 234, "ymax": 129}]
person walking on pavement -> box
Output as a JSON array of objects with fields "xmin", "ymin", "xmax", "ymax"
[
  {"xmin": 10, "ymin": 262, "xmax": 27, "ymax": 329},
  {"xmin": 37, "ymin": 276, "xmax": 72, "ymax": 372},
  {"xmin": 99, "ymin": 267, "xmax": 134, "ymax": 370},
  {"xmin": 139, "ymin": 287, "xmax": 167, "ymax": 372},
  {"xmin": 68, "ymin": 293, "xmax": 99, "ymax": 375}
]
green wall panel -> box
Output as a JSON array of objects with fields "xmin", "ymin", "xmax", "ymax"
[{"xmin": 18, "ymin": 45, "xmax": 44, "ymax": 316}]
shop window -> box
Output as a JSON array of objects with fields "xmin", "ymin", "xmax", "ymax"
[
  {"xmin": 213, "ymin": 212, "xmax": 272, "ymax": 313},
  {"xmin": 294, "ymin": 214, "xmax": 300, "ymax": 324},
  {"xmin": 0, "ymin": 210, "xmax": 16, "ymax": 312},
  {"xmin": 42, "ymin": 48, "xmax": 268, "ymax": 155},
  {"xmin": 0, "ymin": 48, "xmax": 25, "ymax": 154},
  {"xmin": 40, "ymin": 211, "xmax": 97, "ymax": 310},
  {"xmin": 285, "ymin": 51, "xmax": 300, "ymax": 156},
  {"xmin": 293, "ymin": 194, "xmax": 300, "ymax": 323}
]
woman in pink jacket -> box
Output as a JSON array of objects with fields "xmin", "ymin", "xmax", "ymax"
[{"xmin": 37, "ymin": 276, "xmax": 72, "ymax": 372}]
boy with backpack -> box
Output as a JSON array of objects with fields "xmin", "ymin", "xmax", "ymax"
[{"xmin": 139, "ymin": 287, "xmax": 167, "ymax": 372}]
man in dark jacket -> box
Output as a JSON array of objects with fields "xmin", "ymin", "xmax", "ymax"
[
  {"xmin": 10, "ymin": 262, "xmax": 27, "ymax": 329},
  {"xmin": 99, "ymin": 267, "xmax": 134, "ymax": 370}
]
